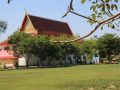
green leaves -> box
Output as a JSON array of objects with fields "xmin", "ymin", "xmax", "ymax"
[
  {"xmin": 108, "ymin": 23, "xmax": 115, "ymax": 29},
  {"xmin": 81, "ymin": 0, "xmax": 86, "ymax": 4},
  {"xmin": 87, "ymin": 0, "xmax": 120, "ymax": 27},
  {"xmin": 113, "ymin": 4, "xmax": 118, "ymax": 10},
  {"xmin": 114, "ymin": 0, "xmax": 118, "ymax": 3},
  {"xmin": 106, "ymin": 4, "xmax": 110, "ymax": 10},
  {"xmin": 9, "ymin": 32, "xmax": 81, "ymax": 65},
  {"xmin": 91, "ymin": 14, "xmax": 96, "ymax": 19},
  {"xmin": 0, "ymin": 21, "xmax": 7, "ymax": 33},
  {"xmin": 104, "ymin": 0, "xmax": 110, "ymax": 3},
  {"xmin": 8, "ymin": 32, "xmax": 32, "ymax": 55},
  {"xmin": 97, "ymin": 34, "xmax": 120, "ymax": 60}
]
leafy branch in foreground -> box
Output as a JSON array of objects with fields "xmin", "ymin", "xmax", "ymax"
[{"xmin": 53, "ymin": 0, "xmax": 120, "ymax": 43}]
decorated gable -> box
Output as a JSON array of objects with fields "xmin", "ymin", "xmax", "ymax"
[{"xmin": 20, "ymin": 16, "xmax": 37, "ymax": 34}]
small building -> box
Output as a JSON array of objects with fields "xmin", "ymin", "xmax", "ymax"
[{"xmin": 0, "ymin": 41, "xmax": 17, "ymax": 68}]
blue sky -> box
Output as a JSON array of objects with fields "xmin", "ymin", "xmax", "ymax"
[{"xmin": 0, "ymin": 0, "xmax": 120, "ymax": 41}]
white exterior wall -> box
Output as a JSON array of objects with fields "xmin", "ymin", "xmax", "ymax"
[{"xmin": 24, "ymin": 54, "xmax": 77, "ymax": 66}]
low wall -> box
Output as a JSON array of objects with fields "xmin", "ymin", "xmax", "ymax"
[{"xmin": 0, "ymin": 58, "xmax": 17, "ymax": 68}]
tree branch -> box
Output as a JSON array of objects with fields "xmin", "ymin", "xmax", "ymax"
[
  {"xmin": 62, "ymin": 0, "xmax": 99, "ymax": 23},
  {"xmin": 100, "ymin": 13, "xmax": 120, "ymax": 24},
  {"xmin": 69, "ymin": 10, "xmax": 99, "ymax": 23},
  {"xmin": 62, "ymin": 0, "xmax": 74, "ymax": 18},
  {"xmin": 69, "ymin": 0, "xmax": 74, "ymax": 11},
  {"xmin": 52, "ymin": 12, "xmax": 120, "ymax": 43},
  {"xmin": 52, "ymin": 23, "xmax": 101, "ymax": 43},
  {"xmin": 8, "ymin": 0, "xmax": 12, "ymax": 4},
  {"xmin": 114, "ymin": 28, "xmax": 120, "ymax": 31}
]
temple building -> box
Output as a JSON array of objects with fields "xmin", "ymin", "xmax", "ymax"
[
  {"xmin": 0, "ymin": 13, "xmax": 73, "ymax": 68},
  {"xmin": 20, "ymin": 13, "xmax": 73, "ymax": 35}
]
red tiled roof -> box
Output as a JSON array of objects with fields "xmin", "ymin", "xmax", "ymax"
[
  {"xmin": 21, "ymin": 14, "xmax": 73, "ymax": 36},
  {"xmin": 0, "ymin": 56, "xmax": 17, "ymax": 59},
  {"xmin": 0, "ymin": 50, "xmax": 17, "ymax": 59},
  {"xmin": 0, "ymin": 40, "xmax": 9, "ymax": 46}
]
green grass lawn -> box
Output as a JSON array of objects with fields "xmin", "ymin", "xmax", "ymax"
[{"xmin": 0, "ymin": 64, "xmax": 120, "ymax": 90}]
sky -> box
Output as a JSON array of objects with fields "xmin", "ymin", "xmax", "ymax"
[{"xmin": 0, "ymin": 0, "xmax": 120, "ymax": 41}]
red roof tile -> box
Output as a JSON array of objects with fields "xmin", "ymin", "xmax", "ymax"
[
  {"xmin": 0, "ymin": 50, "xmax": 17, "ymax": 59},
  {"xmin": 0, "ymin": 40, "xmax": 9, "ymax": 46}
]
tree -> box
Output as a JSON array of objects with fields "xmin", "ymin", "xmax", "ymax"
[
  {"xmin": 97, "ymin": 33, "xmax": 120, "ymax": 63},
  {"xmin": 8, "ymin": 32, "xmax": 30, "ymax": 55},
  {"xmin": 32, "ymin": 35, "xmax": 50, "ymax": 67},
  {"xmin": 9, "ymin": 32, "xmax": 54, "ymax": 67},
  {"xmin": 45, "ymin": 43, "xmax": 59, "ymax": 66},
  {"xmin": 21, "ymin": 36, "xmax": 35, "ymax": 67},
  {"xmin": 8, "ymin": 31, "xmax": 33, "ymax": 67},
  {"xmin": 8, "ymin": 32, "xmax": 82, "ymax": 66},
  {"xmin": 0, "ymin": 21, "xmax": 7, "ymax": 32},
  {"xmin": 51, "ymin": 35, "xmax": 81, "ymax": 65},
  {"xmin": 80, "ymin": 38, "xmax": 97, "ymax": 61}
]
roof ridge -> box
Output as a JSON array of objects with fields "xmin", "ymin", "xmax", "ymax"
[
  {"xmin": 0, "ymin": 39, "xmax": 8, "ymax": 44},
  {"xmin": 28, "ymin": 14, "xmax": 68, "ymax": 24}
]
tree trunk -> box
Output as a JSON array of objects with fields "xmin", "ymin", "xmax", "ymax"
[
  {"xmin": 108, "ymin": 54, "xmax": 111, "ymax": 64},
  {"xmin": 37, "ymin": 61, "xmax": 40, "ymax": 68},
  {"xmin": 106, "ymin": 52, "xmax": 111, "ymax": 64},
  {"xmin": 41, "ymin": 60, "xmax": 44, "ymax": 66},
  {"xmin": 65, "ymin": 59, "xmax": 67, "ymax": 65},
  {"xmin": 39, "ymin": 59, "xmax": 42, "ymax": 67},
  {"xmin": 48, "ymin": 58, "xmax": 51, "ymax": 66},
  {"xmin": 26, "ymin": 55, "xmax": 31, "ymax": 68},
  {"xmin": 26, "ymin": 60, "xmax": 29, "ymax": 68},
  {"xmin": 38, "ymin": 58, "xmax": 42, "ymax": 67},
  {"xmin": 60, "ymin": 59, "xmax": 62, "ymax": 65}
]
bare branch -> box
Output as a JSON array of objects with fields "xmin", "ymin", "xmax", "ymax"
[
  {"xmin": 62, "ymin": 0, "xmax": 74, "ymax": 18},
  {"xmin": 69, "ymin": 10, "xmax": 99, "ymax": 23},
  {"xmin": 62, "ymin": 10, "xmax": 99, "ymax": 23},
  {"xmin": 62, "ymin": 11, "xmax": 69, "ymax": 18},
  {"xmin": 114, "ymin": 28, "xmax": 120, "ymax": 31},
  {"xmin": 70, "ymin": 0, "xmax": 74, "ymax": 11}
]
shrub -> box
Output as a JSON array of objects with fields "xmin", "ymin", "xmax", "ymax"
[{"xmin": 0, "ymin": 63, "xmax": 3, "ymax": 70}]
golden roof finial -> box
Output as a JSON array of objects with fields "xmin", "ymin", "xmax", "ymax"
[{"xmin": 24, "ymin": 6, "xmax": 28, "ymax": 15}]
